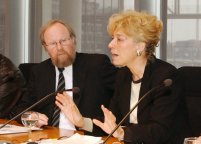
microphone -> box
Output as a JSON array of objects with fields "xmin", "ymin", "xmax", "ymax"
[
  {"xmin": 102, "ymin": 79, "xmax": 172, "ymax": 144},
  {"xmin": 0, "ymin": 87, "xmax": 80, "ymax": 129}
]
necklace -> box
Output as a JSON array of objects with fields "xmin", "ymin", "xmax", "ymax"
[{"xmin": 132, "ymin": 78, "xmax": 142, "ymax": 84}]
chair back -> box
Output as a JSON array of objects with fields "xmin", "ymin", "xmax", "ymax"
[
  {"xmin": 178, "ymin": 66, "xmax": 201, "ymax": 136},
  {"xmin": 18, "ymin": 63, "xmax": 38, "ymax": 83}
]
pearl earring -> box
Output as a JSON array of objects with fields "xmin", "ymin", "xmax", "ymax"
[{"xmin": 136, "ymin": 50, "xmax": 142, "ymax": 56}]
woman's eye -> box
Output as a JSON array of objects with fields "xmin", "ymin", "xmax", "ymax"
[{"xmin": 117, "ymin": 38, "xmax": 123, "ymax": 41}]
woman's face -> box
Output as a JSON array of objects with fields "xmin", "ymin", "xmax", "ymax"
[{"xmin": 108, "ymin": 31, "xmax": 139, "ymax": 67}]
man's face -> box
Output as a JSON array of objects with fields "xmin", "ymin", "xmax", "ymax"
[{"xmin": 43, "ymin": 23, "xmax": 76, "ymax": 68}]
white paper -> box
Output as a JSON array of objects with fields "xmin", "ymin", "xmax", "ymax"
[
  {"xmin": 0, "ymin": 124, "xmax": 41, "ymax": 134},
  {"xmin": 37, "ymin": 133, "xmax": 102, "ymax": 144}
]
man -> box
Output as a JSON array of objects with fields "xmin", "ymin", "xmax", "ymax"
[{"xmin": 12, "ymin": 20, "xmax": 116, "ymax": 131}]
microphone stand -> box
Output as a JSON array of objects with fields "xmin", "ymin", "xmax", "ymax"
[
  {"xmin": 102, "ymin": 79, "xmax": 172, "ymax": 143},
  {"xmin": 0, "ymin": 86, "xmax": 80, "ymax": 129},
  {"xmin": 0, "ymin": 91, "xmax": 58, "ymax": 129},
  {"xmin": 102, "ymin": 84, "xmax": 163, "ymax": 144},
  {"xmin": 0, "ymin": 87, "xmax": 80, "ymax": 129}
]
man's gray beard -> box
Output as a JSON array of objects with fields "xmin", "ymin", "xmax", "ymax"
[{"xmin": 52, "ymin": 52, "xmax": 76, "ymax": 68}]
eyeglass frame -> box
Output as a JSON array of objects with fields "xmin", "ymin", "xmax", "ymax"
[{"xmin": 44, "ymin": 37, "xmax": 72, "ymax": 49}]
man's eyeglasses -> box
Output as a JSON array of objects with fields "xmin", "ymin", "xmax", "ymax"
[{"xmin": 45, "ymin": 38, "xmax": 71, "ymax": 49}]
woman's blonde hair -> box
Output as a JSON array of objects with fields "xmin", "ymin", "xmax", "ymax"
[
  {"xmin": 39, "ymin": 19, "xmax": 76, "ymax": 45},
  {"xmin": 107, "ymin": 10, "xmax": 163, "ymax": 60}
]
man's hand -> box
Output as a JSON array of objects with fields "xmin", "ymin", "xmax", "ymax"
[
  {"xmin": 55, "ymin": 92, "xmax": 84, "ymax": 128},
  {"xmin": 35, "ymin": 112, "xmax": 48, "ymax": 128}
]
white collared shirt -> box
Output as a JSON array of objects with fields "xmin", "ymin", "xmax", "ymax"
[
  {"xmin": 55, "ymin": 65, "xmax": 76, "ymax": 130},
  {"xmin": 130, "ymin": 82, "xmax": 141, "ymax": 124}
]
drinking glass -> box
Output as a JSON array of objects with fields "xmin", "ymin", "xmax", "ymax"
[
  {"xmin": 21, "ymin": 111, "xmax": 39, "ymax": 142},
  {"xmin": 184, "ymin": 137, "xmax": 201, "ymax": 144}
]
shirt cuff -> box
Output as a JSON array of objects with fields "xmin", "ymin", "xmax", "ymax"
[{"xmin": 79, "ymin": 117, "xmax": 93, "ymax": 132}]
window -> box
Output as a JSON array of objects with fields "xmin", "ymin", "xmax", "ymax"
[
  {"xmin": 0, "ymin": 0, "xmax": 7, "ymax": 55},
  {"xmin": 167, "ymin": 0, "xmax": 201, "ymax": 67}
]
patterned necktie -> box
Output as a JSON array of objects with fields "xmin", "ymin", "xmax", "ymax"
[{"xmin": 51, "ymin": 68, "xmax": 65, "ymax": 127}]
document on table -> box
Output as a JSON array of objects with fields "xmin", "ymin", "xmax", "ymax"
[
  {"xmin": 0, "ymin": 124, "xmax": 41, "ymax": 134},
  {"xmin": 37, "ymin": 133, "xmax": 102, "ymax": 144}
]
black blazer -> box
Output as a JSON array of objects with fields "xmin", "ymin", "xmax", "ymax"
[
  {"xmin": 13, "ymin": 53, "xmax": 116, "ymax": 125},
  {"xmin": 110, "ymin": 58, "xmax": 190, "ymax": 144}
]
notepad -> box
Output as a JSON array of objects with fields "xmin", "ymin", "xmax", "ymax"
[
  {"xmin": 36, "ymin": 133, "xmax": 102, "ymax": 144},
  {"xmin": 0, "ymin": 124, "xmax": 41, "ymax": 134}
]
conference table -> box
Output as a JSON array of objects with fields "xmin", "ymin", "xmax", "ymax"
[{"xmin": 0, "ymin": 119, "xmax": 124, "ymax": 144}]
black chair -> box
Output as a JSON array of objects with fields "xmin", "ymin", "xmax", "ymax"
[
  {"xmin": 18, "ymin": 63, "xmax": 38, "ymax": 83},
  {"xmin": 178, "ymin": 66, "xmax": 201, "ymax": 136}
]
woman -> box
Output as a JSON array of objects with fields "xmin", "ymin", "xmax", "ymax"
[
  {"xmin": 93, "ymin": 10, "xmax": 189, "ymax": 144},
  {"xmin": 0, "ymin": 54, "xmax": 24, "ymax": 118}
]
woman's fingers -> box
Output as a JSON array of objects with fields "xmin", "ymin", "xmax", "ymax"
[
  {"xmin": 55, "ymin": 92, "xmax": 83, "ymax": 127},
  {"xmin": 93, "ymin": 119, "xmax": 104, "ymax": 128},
  {"xmin": 101, "ymin": 105, "xmax": 116, "ymax": 122}
]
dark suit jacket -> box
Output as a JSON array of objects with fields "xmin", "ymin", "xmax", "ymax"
[
  {"xmin": 13, "ymin": 53, "xmax": 116, "ymax": 126},
  {"xmin": 110, "ymin": 58, "xmax": 190, "ymax": 144}
]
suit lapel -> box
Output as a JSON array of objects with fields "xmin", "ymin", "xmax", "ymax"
[
  {"xmin": 45, "ymin": 60, "xmax": 56, "ymax": 104},
  {"xmin": 35, "ymin": 59, "xmax": 56, "ymax": 110},
  {"xmin": 137, "ymin": 61, "xmax": 153, "ymax": 122},
  {"xmin": 123, "ymin": 79, "xmax": 132, "ymax": 124},
  {"xmin": 72, "ymin": 53, "xmax": 87, "ymax": 106},
  {"xmin": 47, "ymin": 60, "xmax": 56, "ymax": 93},
  {"xmin": 119, "ymin": 68, "xmax": 132, "ymax": 124}
]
